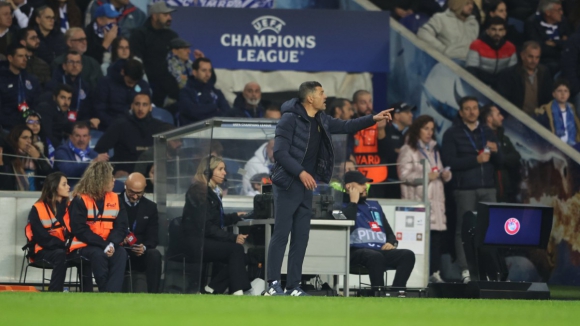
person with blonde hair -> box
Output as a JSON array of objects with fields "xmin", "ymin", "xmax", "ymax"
[
  {"xmin": 64, "ymin": 161, "xmax": 128, "ymax": 292},
  {"xmin": 181, "ymin": 155, "xmax": 251, "ymax": 295}
]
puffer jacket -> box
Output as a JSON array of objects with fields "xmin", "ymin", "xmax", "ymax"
[
  {"xmin": 466, "ymin": 34, "xmax": 517, "ymax": 84},
  {"xmin": 397, "ymin": 140, "xmax": 451, "ymax": 231},
  {"xmin": 270, "ymin": 98, "xmax": 375, "ymax": 190}
]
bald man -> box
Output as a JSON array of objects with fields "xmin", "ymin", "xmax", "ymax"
[
  {"xmin": 120, "ymin": 173, "xmax": 162, "ymax": 293},
  {"xmin": 231, "ymin": 82, "xmax": 266, "ymax": 118}
]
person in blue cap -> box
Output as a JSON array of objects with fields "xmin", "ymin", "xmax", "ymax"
[{"xmin": 85, "ymin": 4, "xmax": 120, "ymax": 64}]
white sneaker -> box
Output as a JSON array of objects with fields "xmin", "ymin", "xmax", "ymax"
[
  {"xmin": 429, "ymin": 271, "xmax": 444, "ymax": 283},
  {"xmin": 461, "ymin": 270, "xmax": 471, "ymax": 283}
]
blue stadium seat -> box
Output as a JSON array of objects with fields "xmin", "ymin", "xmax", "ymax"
[
  {"xmin": 152, "ymin": 107, "xmax": 175, "ymax": 125},
  {"xmin": 400, "ymin": 13, "xmax": 430, "ymax": 34},
  {"xmin": 89, "ymin": 130, "xmax": 103, "ymax": 149}
]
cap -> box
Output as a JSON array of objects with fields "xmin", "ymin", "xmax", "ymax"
[
  {"xmin": 94, "ymin": 4, "xmax": 121, "ymax": 19},
  {"xmin": 344, "ymin": 171, "xmax": 373, "ymax": 185},
  {"xmin": 391, "ymin": 102, "xmax": 416, "ymax": 114},
  {"xmin": 149, "ymin": 2, "xmax": 176, "ymax": 15},
  {"xmin": 169, "ymin": 37, "xmax": 191, "ymax": 49}
]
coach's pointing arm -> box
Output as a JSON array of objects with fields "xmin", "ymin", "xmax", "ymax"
[{"xmin": 326, "ymin": 109, "xmax": 394, "ymax": 134}]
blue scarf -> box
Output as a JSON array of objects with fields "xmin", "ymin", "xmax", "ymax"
[
  {"xmin": 68, "ymin": 141, "xmax": 91, "ymax": 162},
  {"xmin": 551, "ymin": 101, "xmax": 577, "ymax": 145}
]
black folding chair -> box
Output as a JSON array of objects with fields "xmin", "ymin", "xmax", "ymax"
[{"xmin": 19, "ymin": 245, "xmax": 78, "ymax": 291}]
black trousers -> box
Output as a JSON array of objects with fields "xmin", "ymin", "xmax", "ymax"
[
  {"xmin": 34, "ymin": 249, "xmax": 67, "ymax": 292},
  {"xmin": 128, "ymin": 248, "xmax": 162, "ymax": 293},
  {"xmin": 267, "ymin": 181, "xmax": 313, "ymax": 289},
  {"xmin": 350, "ymin": 248, "xmax": 416, "ymax": 288},
  {"xmin": 78, "ymin": 246, "xmax": 127, "ymax": 292},
  {"xmin": 430, "ymin": 231, "xmax": 445, "ymax": 274},
  {"xmin": 202, "ymin": 239, "xmax": 251, "ymax": 294}
]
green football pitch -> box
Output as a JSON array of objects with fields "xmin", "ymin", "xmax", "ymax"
[{"xmin": 1, "ymin": 292, "xmax": 578, "ymax": 325}]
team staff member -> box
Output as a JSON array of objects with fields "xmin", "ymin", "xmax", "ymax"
[
  {"xmin": 120, "ymin": 173, "xmax": 162, "ymax": 293},
  {"xmin": 65, "ymin": 161, "xmax": 128, "ymax": 292},
  {"xmin": 25, "ymin": 172, "xmax": 70, "ymax": 292},
  {"xmin": 265, "ymin": 81, "xmax": 393, "ymax": 296}
]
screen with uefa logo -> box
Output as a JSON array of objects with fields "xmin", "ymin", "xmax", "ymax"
[{"xmin": 483, "ymin": 207, "xmax": 543, "ymax": 246}]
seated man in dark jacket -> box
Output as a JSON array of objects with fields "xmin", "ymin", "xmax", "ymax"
[
  {"xmin": 178, "ymin": 57, "xmax": 230, "ymax": 126},
  {"xmin": 85, "ymin": 4, "xmax": 119, "ymax": 65},
  {"xmin": 343, "ymin": 170, "xmax": 416, "ymax": 289},
  {"xmin": 230, "ymin": 82, "xmax": 266, "ymax": 118},
  {"xmin": 94, "ymin": 59, "xmax": 151, "ymax": 130},
  {"xmin": 119, "ymin": 173, "xmax": 162, "ymax": 293},
  {"xmin": 36, "ymin": 84, "xmax": 75, "ymax": 145},
  {"xmin": 94, "ymin": 93, "xmax": 171, "ymax": 178},
  {"xmin": 441, "ymin": 96, "xmax": 503, "ymax": 283}
]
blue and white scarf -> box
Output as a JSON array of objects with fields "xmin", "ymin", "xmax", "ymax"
[{"xmin": 68, "ymin": 141, "xmax": 92, "ymax": 162}]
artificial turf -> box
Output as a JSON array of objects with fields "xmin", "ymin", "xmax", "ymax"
[{"xmin": 0, "ymin": 293, "xmax": 578, "ymax": 325}]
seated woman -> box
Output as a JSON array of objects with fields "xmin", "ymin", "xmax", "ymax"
[
  {"xmin": 0, "ymin": 125, "xmax": 53, "ymax": 191},
  {"xmin": 26, "ymin": 111, "xmax": 56, "ymax": 164},
  {"xmin": 182, "ymin": 155, "xmax": 251, "ymax": 295}
]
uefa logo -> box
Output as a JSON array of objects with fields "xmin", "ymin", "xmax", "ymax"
[
  {"xmin": 252, "ymin": 15, "xmax": 286, "ymax": 34},
  {"xmin": 504, "ymin": 218, "xmax": 520, "ymax": 235}
]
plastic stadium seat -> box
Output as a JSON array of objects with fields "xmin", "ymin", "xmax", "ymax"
[
  {"xmin": 89, "ymin": 130, "xmax": 103, "ymax": 149},
  {"xmin": 152, "ymin": 107, "xmax": 175, "ymax": 125},
  {"xmin": 400, "ymin": 13, "xmax": 430, "ymax": 34}
]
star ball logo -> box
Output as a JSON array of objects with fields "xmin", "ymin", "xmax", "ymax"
[{"xmin": 504, "ymin": 218, "xmax": 520, "ymax": 236}]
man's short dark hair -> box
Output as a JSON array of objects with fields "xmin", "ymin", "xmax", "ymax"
[
  {"xmin": 458, "ymin": 96, "xmax": 479, "ymax": 110},
  {"xmin": 553, "ymin": 78, "xmax": 570, "ymax": 92},
  {"xmin": 35, "ymin": 5, "xmax": 50, "ymax": 18},
  {"xmin": 65, "ymin": 50, "xmax": 81, "ymax": 61},
  {"xmin": 521, "ymin": 40, "xmax": 541, "ymax": 53},
  {"xmin": 72, "ymin": 121, "xmax": 90, "ymax": 134},
  {"xmin": 7, "ymin": 44, "xmax": 26, "ymax": 57},
  {"xmin": 265, "ymin": 105, "xmax": 281, "ymax": 113},
  {"xmin": 123, "ymin": 59, "xmax": 144, "ymax": 81},
  {"xmin": 487, "ymin": 16, "xmax": 506, "ymax": 28},
  {"xmin": 133, "ymin": 92, "xmax": 151, "ymax": 103},
  {"xmin": 327, "ymin": 98, "xmax": 349, "ymax": 116},
  {"xmin": 298, "ymin": 81, "xmax": 322, "ymax": 103},
  {"xmin": 479, "ymin": 103, "xmax": 496, "ymax": 123},
  {"xmin": 16, "ymin": 27, "xmax": 36, "ymax": 42},
  {"xmin": 352, "ymin": 90, "xmax": 370, "ymax": 103},
  {"xmin": 53, "ymin": 83, "xmax": 74, "ymax": 98},
  {"xmin": 192, "ymin": 57, "xmax": 211, "ymax": 70}
]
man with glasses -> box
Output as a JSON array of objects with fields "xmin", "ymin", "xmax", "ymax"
[
  {"xmin": 119, "ymin": 172, "xmax": 161, "ymax": 293},
  {"xmin": 34, "ymin": 6, "xmax": 66, "ymax": 65},
  {"xmin": 51, "ymin": 27, "xmax": 103, "ymax": 91},
  {"xmin": 17, "ymin": 27, "xmax": 51, "ymax": 87}
]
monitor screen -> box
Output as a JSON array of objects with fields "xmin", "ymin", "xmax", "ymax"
[{"xmin": 483, "ymin": 207, "xmax": 543, "ymax": 246}]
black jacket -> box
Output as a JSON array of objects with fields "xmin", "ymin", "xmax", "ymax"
[
  {"xmin": 270, "ymin": 98, "xmax": 376, "ymax": 190},
  {"xmin": 495, "ymin": 64, "xmax": 553, "ymax": 111},
  {"xmin": 94, "ymin": 113, "xmax": 171, "ymax": 173},
  {"xmin": 36, "ymin": 100, "xmax": 75, "ymax": 146},
  {"xmin": 45, "ymin": 67, "xmax": 96, "ymax": 121},
  {"xmin": 68, "ymin": 196, "xmax": 128, "ymax": 249},
  {"xmin": 0, "ymin": 141, "xmax": 53, "ymax": 191},
  {"xmin": 494, "ymin": 127, "xmax": 521, "ymax": 202},
  {"xmin": 524, "ymin": 14, "xmax": 571, "ymax": 64},
  {"xmin": 28, "ymin": 200, "xmax": 69, "ymax": 252},
  {"xmin": 441, "ymin": 120, "xmax": 503, "ymax": 190},
  {"xmin": 0, "ymin": 67, "xmax": 41, "ymax": 130},
  {"xmin": 181, "ymin": 183, "xmax": 242, "ymax": 243},
  {"xmin": 384, "ymin": 123, "xmax": 405, "ymax": 181},
  {"xmin": 84, "ymin": 21, "xmax": 106, "ymax": 64},
  {"xmin": 561, "ymin": 27, "xmax": 580, "ymax": 96},
  {"xmin": 177, "ymin": 76, "xmax": 230, "ymax": 125},
  {"xmin": 118, "ymin": 192, "xmax": 159, "ymax": 249},
  {"xmin": 34, "ymin": 27, "xmax": 66, "ymax": 65},
  {"xmin": 229, "ymin": 93, "xmax": 266, "ymax": 118}
]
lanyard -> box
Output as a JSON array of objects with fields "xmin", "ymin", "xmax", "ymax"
[
  {"xmin": 18, "ymin": 75, "xmax": 26, "ymax": 104},
  {"xmin": 63, "ymin": 76, "xmax": 82, "ymax": 111},
  {"xmin": 244, "ymin": 109, "xmax": 262, "ymax": 118},
  {"xmin": 463, "ymin": 126, "xmax": 486, "ymax": 152},
  {"xmin": 417, "ymin": 145, "xmax": 438, "ymax": 167}
]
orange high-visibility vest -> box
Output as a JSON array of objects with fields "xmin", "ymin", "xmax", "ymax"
[
  {"xmin": 353, "ymin": 124, "xmax": 388, "ymax": 183},
  {"xmin": 65, "ymin": 192, "xmax": 120, "ymax": 252},
  {"xmin": 25, "ymin": 202, "xmax": 66, "ymax": 254}
]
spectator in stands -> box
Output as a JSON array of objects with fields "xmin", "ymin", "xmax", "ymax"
[
  {"xmin": 326, "ymin": 98, "xmax": 353, "ymax": 120},
  {"xmin": 505, "ymin": 0, "xmax": 539, "ymax": 22},
  {"xmin": 561, "ymin": 27, "xmax": 580, "ymax": 116},
  {"xmin": 9, "ymin": 0, "xmax": 35, "ymax": 29},
  {"xmin": 54, "ymin": 122, "xmax": 106, "ymax": 188},
  {"xmin": 86, "ymin": 0, "xmax": 146, "ymax": 38},
  {"xmin": 398, "ymin": 115, "xmax": 450, "ymax": 283},
  {"xmin": 242, "ymin": 139, "xmax": 275, "ymax": 196},
  {"xmin": 383, "ymin": 102, "xmax": 416, "ymax": 199},
  {"xmin": 351, "ymin": 90, "xmax": 390, "ymax": 198},
  {"xmin": 94, "ymin": 93, "xmax": 171, "ymax": 177},
  {"xmin": 231, "ymin": 82, "xmax": 266, "ymax": 118},
  {"xmin": 466, "ymin": 17, "xmax": 517, "ymax": 85},
  {"xmin": 101, "ymin": 36, "xmax": 130, "ymax": 76},
  {"xmin": 0, "ymin": 124, "xmax": 53, "ymax": 191},
  {"xmin": 130, "ymin": 2, "xmax": 178, "ymax": 106},
  {"xmin": 47, "ymin": 0, "xmax": 83, "ymax": 34},
  {"xmin": 46, "ymin": 51, "xmax": 98, "ymax": 128},
  {"xmin": 0, "ymin": 44, "xmax": 41, "ymax": 131},
  {"xmin": 37, "ymin": 84, "xmax": 75, "ymax": 145},
  {"xmin": 496, "ymin": 41, "xmax": 553, "ymax": 116},
  {"xmin": 343, "ymin": 170, "xmax": 415, "ymax": 288},
  {"xmin": 418, "ymin": 0, "xmax": 479, "ymax": 62},
  {"xmin": 0, "ymin": 3, "xmax": 13, "ymax": 57},
  {"xmin": 375, "ymin": 0, "xmax": 443, "ymax": 20},
  {"xmin": 181, "ymin": 155, "xmax": 251, "ymax": 295},
  {"xmin": 119, "ymin": 173, "xmax": 162, "ymax": 293},
  {"xmin": 536, "ymin": 79, "xmax": 580, "ymax": 146},
  {"xmin": 178, "ymin": 57, "xmax": 230, "ymax": 125},
  {"xmin": 34, "ymin": 6, "xmax": 67, "ymax": 64},
  {"xmin": 85, "ymin": 4, "xmax": 120, "ymax": 64},
  {"xmin": 167, "ymin": 37, "xmax": 193, "ymax": 92},
  {"xmin": 441, "ymin": 96, "xmax": 502, "ymax": 283},
  {"xmin": 480, "ymin": 104, "xmax": 521, "ymax": 203},
  {"xmin": 95, "ymin": 58, "xmax": 150, "ymax": 130},
  {"xmin": 18, "ymin": 28, "xmax": 51, "ymax": 88},
  {"xmin": 264, "ymin": 105, "xmax": 281, "ymax": 119},
  {"xmin": 25, "ymin": 110, "xmax": 56, "ymax": 163},
  {"xmin": 52, "ymin": 27, "xmax": 103, "ymax": 91},
  {"xmin": 483, "ymin": 0, "xmax": 524, "ymax": 49},
  {"xmin": 525, "ymin": 0, "xmax": 571, "ymax": 76},
  {"xmin": 65, "ymin": 161, "xmax": 128, "ymax": 293}
]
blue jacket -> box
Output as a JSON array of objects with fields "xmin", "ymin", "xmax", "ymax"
[
  {"xmin": 53, "ymin": 143, "xmax": 98, "ymax": 188},
  {"xmin": 178, "ymin": 77, "xmax": 230, "ymax": 126},
  {"xmin": 45, "ymin": 67, "xmax": 96, "ymax": 121},
  {"xmin": 342, "ymin": 199, "xmax": 397, "ymax": 249},
  {"xmin": 94, "ymin": 59, "xmax": 151, "ymax": 130},
  {"xmin": 270, "ymin": 98, "xmax": 376, "ymax": 190},
  {"xmin": 0, "ymin": 67, "xmax": 41, "ymax": 130}
]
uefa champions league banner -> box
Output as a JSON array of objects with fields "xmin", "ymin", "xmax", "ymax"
[
  {"xmin": 171, "ymin": 7, "xmax": 390, "ymax": 72},
  {"xmin": 388, "ymin": 29, "xmax": 580, "ymax": 286}
]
